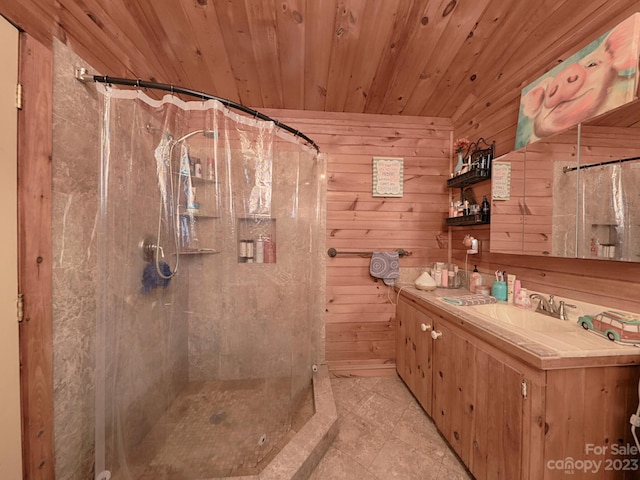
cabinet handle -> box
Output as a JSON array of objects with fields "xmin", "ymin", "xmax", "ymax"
[
  {"xmin": 420, "ymin": 323, "xmax": 432, "ymax": 332},
  {"xmin": 431, "ymin": 330, "xmax": 443, "ymax": 340}
]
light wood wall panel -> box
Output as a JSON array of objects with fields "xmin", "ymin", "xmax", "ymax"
[{"xmin": 264, "ymin": 109, "xmax": 452, "ymax": 374}]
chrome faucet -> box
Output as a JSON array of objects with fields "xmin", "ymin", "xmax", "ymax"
[{"xmin": 529, "ymin": 294, "xmax": 576, "ymax": 320}]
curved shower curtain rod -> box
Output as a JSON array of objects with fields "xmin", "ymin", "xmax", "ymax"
[{"xmin": 74, "ymin": 67, "xmax": 320, "ymax": 152}]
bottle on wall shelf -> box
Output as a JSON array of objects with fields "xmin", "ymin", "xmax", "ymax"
[
  {"xmin": 264, "ymin": 235, "xmax": 276, "ymax": 263},
  {"xmin": 255, "ymin": 235, "xmax": 265, "ymax": 263},
  {"xmin": 481, "ymin": 195, "xmax": 490, "ymax": 223},
  {"xmin": 246, "ymin": 239, "xmax": 254, "ymax": 263}
]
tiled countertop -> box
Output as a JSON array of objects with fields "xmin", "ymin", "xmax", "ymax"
[{"xmin": 395, "ymin": 283, "xmax": 640, "ymax": 370}]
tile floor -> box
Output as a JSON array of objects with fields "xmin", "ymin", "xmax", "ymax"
[{"xmin": 309, "ymin": 374, "xmax": 473, "ymax": 480}]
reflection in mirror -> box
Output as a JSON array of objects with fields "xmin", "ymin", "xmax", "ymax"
[
  {"xmin": 489, "ymin": 148, "xmax": 525, "ymax": 254},
  {"xmin": 490, "ymin": 127, "xmax": 578, "ymax": 256},
  {"xmin": 528, "ymin": 127, "xmax": 578, "ymax": 256},
  {"xmin": 573, "ymin": 120, "xmax": 640, "ymax": 262},
  {"xmin": 491, "ymin": 100, "xmax": 640, "ymax": 261}
]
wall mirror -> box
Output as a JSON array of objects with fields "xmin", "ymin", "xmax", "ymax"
[
  {"xmin": 490, "ymin": 98, "xmax": 640, "ymax": 263},
  {"xmin": 575, "ymin": 105, "xmax": 640, "ymax": 262},
  {"xmin": 490, "ymin": 126, "xmax": 579, "ymax": 256}
]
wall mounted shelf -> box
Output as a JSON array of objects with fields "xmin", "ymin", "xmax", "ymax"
[
  {"xmin": 446, "ymin": 138, "xmax": 494, "ymax": 227},
  {"xmin": 445, "ymin": 215, "xmax": 489, "ymax": 227},
  {"xmin": 447, "ymin": 168, "xmax": 491, "ymax": 189}
]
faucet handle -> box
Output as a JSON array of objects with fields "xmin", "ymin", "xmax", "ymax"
[
  {"xmin": 529, "ymin": 293, "xmax": 550, "ymax": 312},
  {"xmin": 558, "ymin": 301, "xmax": 577, "ymax": 320}
]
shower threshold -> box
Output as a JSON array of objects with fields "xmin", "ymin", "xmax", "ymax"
[{"xmin": 109, "ymin": 365, "xmax": 336, "ymax": 480}]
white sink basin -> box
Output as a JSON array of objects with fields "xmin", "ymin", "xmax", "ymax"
[{"xmin": 468, "ymin": 303, "xmax": 578, "ymax": 333}]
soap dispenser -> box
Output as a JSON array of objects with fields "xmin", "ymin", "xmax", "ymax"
[{"xmin": 469, "ymin": 265, "xmax": 482, "ymax": 293}]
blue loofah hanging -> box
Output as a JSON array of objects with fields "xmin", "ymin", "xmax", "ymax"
[{"xmin": 141, "ymin": 261, "xmax": 172, "ymax": 294}]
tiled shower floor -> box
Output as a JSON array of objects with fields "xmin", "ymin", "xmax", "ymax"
[{"xmin": 113, "ymin": 379, "xmax": 314, "ymax": 479}]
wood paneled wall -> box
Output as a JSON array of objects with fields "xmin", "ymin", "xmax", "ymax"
[
  {"xmin": 265, "ymin": 109, "xmax": 452, "ymax": 374},
  {"xmin": 270, "ymin": 97, "xmax": 640, "ymax": 375}
]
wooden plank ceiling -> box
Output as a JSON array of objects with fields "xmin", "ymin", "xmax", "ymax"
[{"xmin": 3, "ymin": 0, "xmax": 639, "ymax": 129}]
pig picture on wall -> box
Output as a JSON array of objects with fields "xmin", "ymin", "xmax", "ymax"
[{"xmin": 515, "ymin": 13, "xmax": 640, "ymax": 150}]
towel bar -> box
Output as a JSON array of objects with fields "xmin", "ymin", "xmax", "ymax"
[{"xmin": 327, "ymin": 248, "xmax": 410, "ymax": 258}]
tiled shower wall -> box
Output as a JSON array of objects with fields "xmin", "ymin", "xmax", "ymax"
[
  {"xmin": 51, "ymin": 41, "xmax": 190, "ymax": 479},
  {"xmin": 51, "ymin": 39, "xmax": 101, "ymax": 479},
  {"xmin": 186, "ymin": 148, "xmax": 325, "ymax": 385}
]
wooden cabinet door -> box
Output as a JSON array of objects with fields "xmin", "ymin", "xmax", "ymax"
[
  {"xmin": 395, "ymin": 298, "xmax": 415, "ymax": 391},
  {"xmin": 432, "ymin": 320, "xmax": 526, "ymax": 480},
  {"xmin": 396, "ymin": 298, "xmax": 434, "ymax": 414},
  {"xmin": 432, "ymin": 321, "xmax": 474, "ymax": 462},
  {"xmin": 413, "ymin": 308, "xmax": 433, "ymax": 415},
  {"xmin": 468, "ymin": 344, "xmax": 525, "ymax": 480}
]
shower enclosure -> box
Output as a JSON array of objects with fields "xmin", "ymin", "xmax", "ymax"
[{"xmin": 94, "ymin": 85, "xmax": 325, "ymax": 479}]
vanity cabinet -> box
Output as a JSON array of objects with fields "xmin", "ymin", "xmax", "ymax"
[
  {"xmin": 396, "ymin": 291, "xmax": 640, "ymax": 480},
  {"xmin": 398, "ymin": 295, "xmax": 544, "ymax": 479}
]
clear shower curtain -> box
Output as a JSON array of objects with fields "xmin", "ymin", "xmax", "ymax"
[
  {"xmin": 577, "ymin": 162, "xmax": 638, "ymax": 261},
  {"xmin": 94, "ymin": 84, "xmax": 325, "ymax": 479}
]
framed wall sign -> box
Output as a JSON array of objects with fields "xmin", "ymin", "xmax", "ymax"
[
  {"xmin": 372, "ymin": 157, "xmax": 404, "ymax": 197},
  {"xmin": 492, "ymin": 162, "xmax": 512, "ymax": 200}
]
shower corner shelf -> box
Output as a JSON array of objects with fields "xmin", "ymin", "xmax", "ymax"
[
  {"xmin": 238, "ymin": 214, "xmax": 274, "ymax": 220},
  {"xmin": 178, "ymin": 211, "xmax": 220, "ymax": 219},
  {"xmin": 176, "ymin": 248, "xmax": 220, "ymax": 255},
  {"xmin": 173, "ymin": 173, "xmax": 218, "ymax": 184}
]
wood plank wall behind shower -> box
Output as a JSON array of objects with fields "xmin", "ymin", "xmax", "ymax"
[
  {"xmin": 266, "ymin": 107, "xmax": 640, "ymax": 376},
  {"xmin": 264, "ymin": 109, "xmax": 452, "ymax": 376}
]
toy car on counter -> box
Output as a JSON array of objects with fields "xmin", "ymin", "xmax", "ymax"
[{"xmin": 578, "ymin": 310, "xmax": 640, "ymax": 344}]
